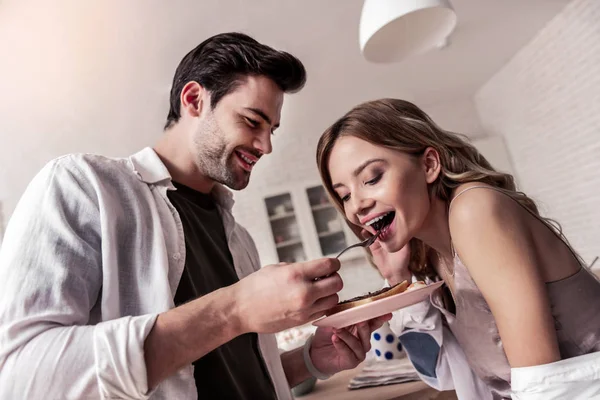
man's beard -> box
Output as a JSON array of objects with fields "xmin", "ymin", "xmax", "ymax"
[
  {"xmin": 193, "ymin": 119, "xmax": 250, "ymax": 191},
  {"xmin": 216, "ymin": 154, "xmax": 250, "ymax": 190}
]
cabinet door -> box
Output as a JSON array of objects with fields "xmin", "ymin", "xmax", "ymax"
[
  {"xmin": 305, "ymin": 185, "xmax": 352, "ymax": 258},
  {"xmin": 264, "ymin": 192, "xmax": 307, "ymax": 263}
]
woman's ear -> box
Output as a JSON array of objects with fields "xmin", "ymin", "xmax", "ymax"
[{"xmin": 422, "ymin": 147, "xmax": 442, "ymax": 184}]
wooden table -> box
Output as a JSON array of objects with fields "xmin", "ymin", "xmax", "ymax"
[{"xmin": 299, "ymin": 364, "xmax": 458, "ymax": 400}]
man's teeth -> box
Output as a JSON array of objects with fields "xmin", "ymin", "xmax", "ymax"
[{"xmin": 239, "ymin": 153, "xmax": 255, "ymax": 165}]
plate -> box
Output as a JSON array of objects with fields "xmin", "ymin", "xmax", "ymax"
[{"xmin": 313, "ymin": 281, "xmax": 445, "ymax": 329}]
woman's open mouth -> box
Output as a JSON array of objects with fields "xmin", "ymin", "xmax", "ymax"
[{"xmin": 367, "ymin": 211, "xmax": 396, "ymax": 241}]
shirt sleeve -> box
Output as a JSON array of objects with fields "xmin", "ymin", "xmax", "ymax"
[
  {"xmin": 388, "ymin": 295, "xmax": 494, "ymax": 399},
  {"xmin": 511, "ymin": 351, "xmax": 600, "ymax": 399},
  {"xmin": 0, "ymin": 158, "xmax": 158, "ymax": 399}
]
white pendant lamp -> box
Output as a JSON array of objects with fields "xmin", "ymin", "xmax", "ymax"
[{"xmin": 359, "ymin": 0, "xmax": 457, "ymax": 63}]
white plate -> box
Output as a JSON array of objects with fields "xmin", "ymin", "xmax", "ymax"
[{"xmin": 313, "ymin": 281, "xmax": 445, "ymax": 329}]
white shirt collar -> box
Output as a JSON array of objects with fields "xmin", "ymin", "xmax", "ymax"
[{"xmin": 128, "ymin": 147, "xmax": 235, "ymax": 211}]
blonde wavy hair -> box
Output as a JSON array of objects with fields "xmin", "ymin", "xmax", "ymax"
[{"xmin": 316, "ymin": 98, "xmax": 579, "ymax": 278}]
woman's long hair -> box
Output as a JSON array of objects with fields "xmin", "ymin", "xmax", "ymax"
[{"xmin": 316, "ymin": 98, "xmax": 581, "ymax": 278}]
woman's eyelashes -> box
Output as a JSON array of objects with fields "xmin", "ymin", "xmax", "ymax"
[
  {"xmin": 339, "ymin": 172, "xmax": 383, "ymax": 202},
  {"xmin": 365, "ymin": 173, "xmax": 382, "ymax": 185}
]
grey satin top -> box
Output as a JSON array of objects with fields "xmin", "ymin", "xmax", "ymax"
[{"xmin": 434, "ymin": 186, "xmax": 600, "ymax": 399}]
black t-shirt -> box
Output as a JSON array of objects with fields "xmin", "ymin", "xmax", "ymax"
[{"xmin": 168, "ymin": 181, "xmax": 276, "ymax": 400}]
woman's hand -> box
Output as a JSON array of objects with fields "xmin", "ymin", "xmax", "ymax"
[{"xmin": 363, "ymin": 229, "xmax": 412, "ymax": 286}]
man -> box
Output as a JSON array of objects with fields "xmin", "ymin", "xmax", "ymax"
[{"xmin": 0, "ymin": 32, "xmax": 388, "ymax": 399}]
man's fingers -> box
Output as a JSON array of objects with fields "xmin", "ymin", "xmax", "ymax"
[
  {"xmin": 307, "ymin": 293, "xmax": 339, "ymax": 321},
  {"xmin": 311, "ymin": 293, "xmax": 340, "ymax": 314},
  {"xmin": 301, "ymin": 258, "xmax": 340, "ymax": 280},
  {"xmin": 333, "ymin": 328, "xmax": 365, "ymax": 362},
  {"xmin": 331, "ymin": 334, "xmax": 356, "ymax": 364},
  {"xmin": 356, "ymin": 323, "xmax": 372, "ymax": 352},
  {"xmin": 311, "ymin": 273, "xmax": 343, "ymax": 299},
  {"xmin": 368, "ymin": 314, "xmax": 392, "ymax": 331},
  {"xmin": 308, "ymin": 310, "xmax": 326, "ymax": 321}
]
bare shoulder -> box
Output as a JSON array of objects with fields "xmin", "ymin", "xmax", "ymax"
[
  {"xmin": 447, "ymin": 182, "xmax": 534, "ymax": 266},
  {"xmin": 448, "ymin": 182, "xmax": 523, "ymax": 231},
  {"xmin": 447, "ymin": 183, "xmax": 562, "ymax": 367}
]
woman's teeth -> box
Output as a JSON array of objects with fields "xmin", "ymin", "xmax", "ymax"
[
  {"xmin": 366, "ymin": 215, "xmax": 387, "ymax": 227},
  {"xmin": 366, "ymin": 212, "xmax": 393, "ymax": 233}
]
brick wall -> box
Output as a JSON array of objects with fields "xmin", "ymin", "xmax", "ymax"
[{"xmin": 475, "ymin": 0, "xmax": 600, "ymax": 266}]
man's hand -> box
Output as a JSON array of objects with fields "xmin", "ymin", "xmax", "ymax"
[
  {"xmin": 309, "ymin": 314, "xmax": 392, "ymax": 375},
  {"xmin": 364, "ymin": 229, "xmax": 412, "ymax": 286},
  {"xmin": 233, "ymin": 258, "xmax": 343, "ymax": 334}
]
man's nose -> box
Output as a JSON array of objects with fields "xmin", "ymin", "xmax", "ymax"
[{"xmin": 254, "ymin": 132, "xmax": 272, "ymax": 155}]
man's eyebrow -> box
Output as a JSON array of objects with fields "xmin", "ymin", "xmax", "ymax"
[{"xmin": 244, "ymin": 107, "xmax": 280, "ymax": 128}]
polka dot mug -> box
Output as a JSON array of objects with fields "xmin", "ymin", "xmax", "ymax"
[{"xmin": 369, "ymin": 321, "xmax": 405, "ymax": 361}]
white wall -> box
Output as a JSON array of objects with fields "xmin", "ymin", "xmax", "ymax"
[
  {"xmin": 471, "ymin": 135, "xmax": 516, "ymax": 178},
  {"xmin": 0, "ymin": 201, "xmax": 4, "ymax": 244},
  {"xmin": 425, "ymin": 97, "xmax": 487, "ymax": 138},
  {"xmin": 475, "ymin": 0, "xmax": 600, "ymax": 265}
]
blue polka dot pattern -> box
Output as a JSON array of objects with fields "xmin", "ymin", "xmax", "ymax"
[
  {"xmin": 385, "ymin": 351, "xmax": 393, "ymax": 360},
  {"xmin": 386, "ymin": 334, "xmax": 394, "ymax": 343},
  {"xmin": 397, "ymin": 342, "xmax": 403, "ymax": 352},
  {"xmin": 375, "ymin": 349, "xmax": 381, "ymax": 356},
  {"xmin": 373, "ymin": 333, "xmax": 381, "ymax": 341}
]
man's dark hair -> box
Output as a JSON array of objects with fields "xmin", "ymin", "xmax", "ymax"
[{"xmin": 164, "ymin": 32, "xmax": 307, "ymax": 129}]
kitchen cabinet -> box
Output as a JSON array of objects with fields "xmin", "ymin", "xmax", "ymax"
[{"xmin": 263, "ymin": 182, "xmax": 365, "ymax": 263}]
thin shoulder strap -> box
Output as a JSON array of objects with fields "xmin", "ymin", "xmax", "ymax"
[
  {"xmin": 448, "ymin": 185, "xmax": 503, "ymax": 210},
  {"xmin": 448, "ymin": 185, "xmax": 585, "ymax": 268},
  {"xmin": 447, "ymin": 186, "xmax": 497, "ymax": 259}
]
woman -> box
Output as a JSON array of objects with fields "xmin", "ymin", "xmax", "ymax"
[{"xmin": 316, "ymin": 99, "xmax": 600, "ymax": 399}]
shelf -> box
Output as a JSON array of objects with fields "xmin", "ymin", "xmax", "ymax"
[
  {"xmin": 311, "ymin": 203, "xmax": 334, "ymax": 211},
  {"xmin": 275, "ymin": 238, "xmax": 303, "ymax": 249},
  {"xmin": 317, "ymin": 229, "xmax": 344, "ymax": 239},
  {"xmin": 269, "ymin": 212, "xmax": 296, "ymax": 222}
]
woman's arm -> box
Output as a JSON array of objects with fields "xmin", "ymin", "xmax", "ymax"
[{"xmin": 449, "ymin": 187, "xmax": 561, "ymax": 368}]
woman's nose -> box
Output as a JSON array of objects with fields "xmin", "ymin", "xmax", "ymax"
[{"xmin": 351, "ymin": 196, "xmax": 375, "ymax": 222}]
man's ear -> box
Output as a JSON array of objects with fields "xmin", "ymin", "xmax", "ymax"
[
  {"xmin": 179, "ymin": 81, "xmax": 206, "ymax": 118},
  {"xmin": 422, "ymin": 147, "xmax": 442, "ymax": 184}
]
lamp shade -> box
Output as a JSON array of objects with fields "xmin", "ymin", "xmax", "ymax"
[{"xmin": 359, "ymin": 0, "xmax": 457, "ymax": 63}]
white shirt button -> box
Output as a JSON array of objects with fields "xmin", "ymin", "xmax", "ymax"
[{"xmin": 172, "ymin": 252, "xmax": 181, "ymax": 261}]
